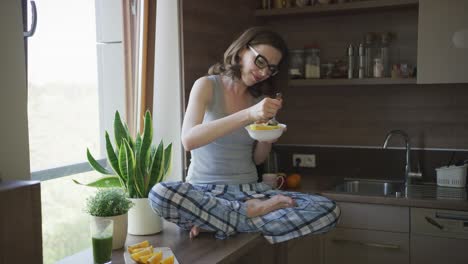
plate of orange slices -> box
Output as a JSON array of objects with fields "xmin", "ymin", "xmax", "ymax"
[{"xmin": 124, "ymin": 240, "xmax": 178, "ymax": 264}]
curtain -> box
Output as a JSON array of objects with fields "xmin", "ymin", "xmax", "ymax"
[{"xmin": 122, "ymin": 0, "xmax": 157, "ymax": 136}]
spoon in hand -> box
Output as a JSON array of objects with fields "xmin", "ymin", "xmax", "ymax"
[{"xmin": 267, "ymin": 92, "xmax": 282, "ymax": 126}]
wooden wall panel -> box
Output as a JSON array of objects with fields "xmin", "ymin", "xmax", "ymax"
[
  {"xmin": 181, "ymin": 0, "xmax": 258, "ymax": 104},
  {"xmin": 277, "ymin": 83, "xmax": 468, "ymax": 149},
  {"xmin": 275, "ymin": 145, "xmax": 468, "ymax": 182}
]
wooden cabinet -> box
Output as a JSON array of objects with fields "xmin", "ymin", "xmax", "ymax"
[
  {"xmin": 324, "ymin": 228, "xmax": 409, "ymax": 264},
  {"xmin": 411, "ymin": 235, "xmax": 468, "ymax": 264},
  {"xmin": 286, "ymin": 232, "xmax": 323, "ymax": 264},
  {"xmin": 322, "ymin": 202, "xmax": 410, "ymax": 264},
  {"xmin": 0, "ymin": 180, "xmax": 42, "ymax": 264},
  {"xmin": 410, "ymin": 208, "xmax": 468, "ymax": 264},
  {"xmin": 417, "ymin": 0, "xmax": 468, "ymax": 84}
]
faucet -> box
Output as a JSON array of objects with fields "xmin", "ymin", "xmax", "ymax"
[{"xmin": 382, "ymin": 130, "xmax": 413, "ymax": 186}]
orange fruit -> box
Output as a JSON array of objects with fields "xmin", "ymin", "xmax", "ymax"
[{"xmin": 286, "ymin": 173, "xmax": 301, "ymax": 188}]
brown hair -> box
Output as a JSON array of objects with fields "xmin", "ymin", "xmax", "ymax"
[{"xmin": 208, "ymin": 27, "xmax": 289, "ymax": 98}]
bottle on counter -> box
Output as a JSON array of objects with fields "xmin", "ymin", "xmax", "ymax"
[
  {"xmin": 304, "ymin": 46, "xmax": 320, "ymax": 79},
  {"xmin": 289, "ymin": 49, "xmax": 305, "ymax": 79},
  {"xmin": 347, "ymin": 44, "xmax": 355, "ymax": 79}
]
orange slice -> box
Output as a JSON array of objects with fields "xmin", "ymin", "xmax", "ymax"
[
  {"xmin": 129, "ymin": 247, "xmax": 147, "ymax": 254},
  {"xmin": 160, "ymin": 255, "xmax": 174, "ymax": 264},
  {"xmin": 128, "ymin": 240, "xmax": 150, "ymax": 253},
  {"xmin": 130, "ymin": 246, "xmax": 153, "ymax": 262},
  {"xmin": 147, "ymin": 251, "xmax": 163, "ymax": 264},
  {"xmin": 138, "ymin": 251, "xmax": 158, "ymax": 264}
]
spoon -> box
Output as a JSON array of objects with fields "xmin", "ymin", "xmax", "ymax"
[{"xmin": 267, "ymin": 93, "xmax": 282, "ymax": 126}]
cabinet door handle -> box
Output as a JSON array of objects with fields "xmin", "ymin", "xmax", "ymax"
[
  {"xmin": 425, "ymin": 216, "xmax": 444, "ymax": 230},
  {"xmin": 332, "ymin": 239, "xmax": 400, "ymax": 250}
]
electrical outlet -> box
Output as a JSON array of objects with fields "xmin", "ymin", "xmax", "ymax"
[{"xmin": 293, "ymin": 154, "xmax": 316, "ymax": 168}]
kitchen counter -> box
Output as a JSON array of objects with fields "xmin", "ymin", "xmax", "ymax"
[
  {"xmin": 58, "ymin": 221, "xmax": 277, "ymax": 264},
  {"xmin": 297, "ymin": 174, "xmax": 468, "ymax": 211}
]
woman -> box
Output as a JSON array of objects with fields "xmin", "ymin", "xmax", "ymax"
[{"xmin": 149, "ymin": 27, "xmax": 340, "ymax": 244}]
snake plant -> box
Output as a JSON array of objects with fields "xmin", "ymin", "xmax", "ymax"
[{"xmin": 74, "ymin": 110, "xmax": 172, "ymax": 198}]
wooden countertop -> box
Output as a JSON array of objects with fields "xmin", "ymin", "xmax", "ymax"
[{"xmin": 58, "ymin": 221, "xmax": 265, "ymax": 264}]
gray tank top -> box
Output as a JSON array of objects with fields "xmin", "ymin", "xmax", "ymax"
[{"xmin": 186, "ymin": 75, "xmax": 259, "ymax": 185}]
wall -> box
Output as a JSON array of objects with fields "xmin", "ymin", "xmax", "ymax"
[
  {"xmin": 180, "ymin": 0, "xmax": 258, "ymax": 174},
  {"xmin": 275, "ymin": 145, "xmax": 468, "ymax": 182},
  {"xmin": 180, "ymin": 2, "xmax": 468, "ymax": 180},
  {"xmin": 277, "ymin": 83, "xmax": 468, "ymax": 149},
  {"xmin": 181, "ymin": 0, "xmax": 258, "ymax": 105},
  {"xmin": 0, "ymin": 0, "xmax": 31, "ymax": 181}
]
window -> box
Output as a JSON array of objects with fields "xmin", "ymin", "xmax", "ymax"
[
  {"xmin": 25, "ymin": 0, "xmax": 182, "ymax": 262},
  {"xmin": 27, "ymin": 0, "xmax": 109, "ymax": 262},
  {"xmin": 28, "ymin": 0, "xmax": 102, "ymax": 176}
]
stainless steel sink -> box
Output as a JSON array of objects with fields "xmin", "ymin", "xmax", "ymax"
[
  {"xmin": 329, "ymin": 178, "xmax": 467, "ymax": 200},
  {"xmin": 332, "ymin": 178, "xmax": 405, "ymax": 197}
]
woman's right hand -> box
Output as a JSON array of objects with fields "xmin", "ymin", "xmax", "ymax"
[{"xmin": 248, "ymin": 98, "xmax": 282, "ymax": 122}]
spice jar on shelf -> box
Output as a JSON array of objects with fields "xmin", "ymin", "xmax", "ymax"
[
  {"xmin": 373, "ymin": 58, "xmax": 384, "ymax": 78},
  {"xmin": 304, "ymin": 46, "xmax": 320, "ymax": 79},
  {"xmin": 289, "ymin": 49, "xmax": 305, "ymax": 79}
]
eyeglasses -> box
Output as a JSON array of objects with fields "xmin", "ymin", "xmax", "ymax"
[{"xmin": 248, "ymin": 45, "xmax": 279, "ymax": 76}]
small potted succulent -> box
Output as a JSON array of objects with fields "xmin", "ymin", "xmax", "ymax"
[
  {"xmin": 75, "ymin": 110, "xmax": 172, "ymax": 235},
  {"xmin": 85, "ymin": 188, "xmax": 134, "ymax": 249}
]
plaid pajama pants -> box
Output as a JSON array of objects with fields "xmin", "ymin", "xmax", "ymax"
[{"xmin": 149, "ymin": 181, "xmax": 340, "ymax": 244}]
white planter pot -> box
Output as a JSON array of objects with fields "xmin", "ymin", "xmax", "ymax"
[
  {"xmin": 92, "ymin": 213, "xmax": 128, "ymax": 250},
  {"xmin": 128, "ymin": 198, "xmax": 163, "ymax": 235}
]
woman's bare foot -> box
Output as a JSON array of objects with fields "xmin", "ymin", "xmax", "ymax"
[
  {"xmin": 189, "ymin": 225, "xmax": 200, "ymax": 239},
  {"xmin": 189, "ymin": 225, "xmax": 212, "ymax": 239},
  {"xmin": 246, "ymin": 194, "xmax": 296, "ymax": 218}
]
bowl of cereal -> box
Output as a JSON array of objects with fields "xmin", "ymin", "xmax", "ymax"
[{"xmin": 245, "ymin": 123, "xmax": 287, "ymax": 142}]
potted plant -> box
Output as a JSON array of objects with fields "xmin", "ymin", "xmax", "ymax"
[
  {"xmin": 75, "ymin": 110, "xmax": 172, "ymax": 235},
  {"xmin": 85, "ymin": 188, "xmax": 134, "ymax": 249}
]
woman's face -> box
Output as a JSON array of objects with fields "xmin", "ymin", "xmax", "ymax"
[{"xmin": 239, "ymin": 44, "xmax": 282, "ymax": 87}]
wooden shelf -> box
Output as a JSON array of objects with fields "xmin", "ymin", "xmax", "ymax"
[
  {"xmin": 289, "ymin": 77, "xmax": 417, "ymax": 86},
  {"xmin": 255, "ymin": 0, "xmax": 418, "ymax": 17}
]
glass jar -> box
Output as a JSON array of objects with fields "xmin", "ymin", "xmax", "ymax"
[
  {"xmin": 289, "ymin": 49, "xmax": 305, "ymax": 79},
  {"xmin": 305, "ymin": 48, "xmax": 320, "ymax": 79},
  {"xmin": 373, "ymin": 58, "xmax": 384, "ymax": 78}
]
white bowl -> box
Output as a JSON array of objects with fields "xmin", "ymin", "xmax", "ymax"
[{"xmin": 245, "ymin": 123, "xmax": 287, "ymax": 142}]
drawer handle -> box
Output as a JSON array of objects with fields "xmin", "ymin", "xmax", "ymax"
[
  {"xmin": 332, "ymin": 239, "xmax": 400, "ymax": 250},
  {"xmin": 425, "ymin": 216, "xmax": 444, "ymax": 230},
  {"xmin": 435, "ymin": 212, "xmax": 468, "ymax": 221}
]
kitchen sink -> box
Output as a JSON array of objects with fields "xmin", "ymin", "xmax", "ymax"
[
  {"xmin": 332, "ymin": 178, "xmax": 405, "ymax": 197},
  {"xmin": 329, "ymin": 178, "xmax": 467, "ymax": 200}
]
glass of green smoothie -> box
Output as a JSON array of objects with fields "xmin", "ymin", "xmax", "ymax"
[{"xmin": 90, "ymin": 218, "xmax": 113, "ymax": 264}]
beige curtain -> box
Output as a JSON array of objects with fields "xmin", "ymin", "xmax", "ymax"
[{"xmin": 122, "ymin": 0, "xmax": 157, "ymax": 136}]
